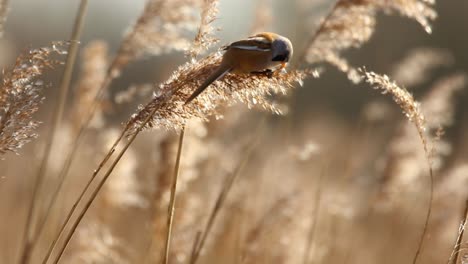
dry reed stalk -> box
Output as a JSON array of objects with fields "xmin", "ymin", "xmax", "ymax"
[
  {"xmin": 162, "ymin": 126, "xmax": 185, "ymax": 264},
  {"xmin": 49, "ymin": 51, "xmax": 305, "ymax": 264},
  {"xmin": 44, "ymin": 1, "xmax": 220, "ymax": 260},
  {"xmin": 300, "ymin": 0, "xmax": 436, "ymax": 82},
  {"xmin": 59, "ymin": 131, "xmax": 146, "ymax": 263},
  {"xmin": 302, "ymin": 169, "xmax": 326, "ymax": 264},
  {"xmin": 448, "ymin": 199, "xmax": 468, "ymax": 264},
  {"xmin": 102, "ymin": 128, "xmax": 148, "ymax": 209},
  {"xmin": 139, "ymin": 132, "xmax": 175, "ymax": 264},
  {"xmin": 447, "ymin": 200, "xmax": 468, "ymax": 264},
  {"xmin": 33, "ymin": 43, "xmax": 111, "ymax": 250},
  {"xmin": 380, "ymin": 73, "xmax": 467, "ymax": 197},
  {"xmin": 49, "ymin": 119, "xmax": 145, "ymax": 264},
  {"xmin": 43, "ymin": 123, "xmax": 128, "ymax": 264},
  {"xmin": 47, "ymin": 0, "xmax": 208, "ymax": 229},
  {"xmin": 35, "ymin": 42, "xmax": 110, "ymax": 260},
  {"xmin": 359, "ymin": 69, "xmax": 433, "ymax": 264},
  {"xmin": 0, "ymin": 41, "xmax": 67, "ymax": 261},
  {"xmin": 144, "ymin": 121, "xmax": 215, "ymax": 264},
  {"xmin": 189, "ymin": 122, "xmax": 262, "ymax": 264},
  {"xmin": 21, "ymin": 3, "xmax": 88, "ymax": 262},
  {"xmin": 241, "ymin": 192, "xmax": 310, "ymax": 264},
  {"xmin": 432, "ymin": 164, "xmax": 468, "ymax": 258},
  {"xmin": 50, "ymin": 2, "xmax": 305, "ymax": 261}
]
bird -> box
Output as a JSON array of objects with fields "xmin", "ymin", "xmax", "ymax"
[{"xmin": 185, "ymin": 32, "xmax": 293, "ymax": 104}]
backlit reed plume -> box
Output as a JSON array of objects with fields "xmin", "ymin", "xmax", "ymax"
[
  {"xmin": 0, "ymin": 43, "xmax": 66, "ymax": 155},
  {"xmin": 187, "ymin": 0, "xmax": 219, "ymax": 58},
  {"xmin": 66, "ymin": 222, "xmax": 130, "ymax": 264},
  {"xmin": 114, "ymin": 0, "xmax": 204, "ymax": 77},
  {"xmin": 127, "ymin": 51, "xmax": 308, "ymax": 134},
  {"xmin": 361, "ymin": 70, "xmax": 465, "ymax": 263},
  {"xmin": 391, "ymin": 48, "xmax": 454, "ymax": 88},
  {"xmin": 380, "ymin": 73, "xmax": 466, "ymax": 198},
  {"xmin": 102, "ymin": 128, "xmax": 148, "ymax": 209},
  {"xmin": 360, "ymin": 69, "xmax": 428, "ymax": 156},
  {"xmin": 303, "ymin": 0, "xmax": 436, "ymax": 82},
  {"xmin": 71, "ymin": 41, "xmax": 109, "ymax": 131}
]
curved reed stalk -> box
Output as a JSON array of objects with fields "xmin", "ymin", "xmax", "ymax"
[
  {"xmin": 360, "ymin": 69, "xmax": 434, "ymax": 264},
  {"xmin": 49, "ymin": 107, "xmax": 158, "ymax": 264},
  {"xmin": 38, "ymin": 1, "xmax": 205, "ymax": 247}
]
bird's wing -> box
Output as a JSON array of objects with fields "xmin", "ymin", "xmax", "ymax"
[{"xmin": 227, "ymin": 36, "xmax": 271, "ymax": 52}]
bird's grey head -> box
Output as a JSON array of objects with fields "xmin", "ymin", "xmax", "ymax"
[{"xmin": 271, "ymin": 36, "xmax": 293, "ymax": 63}]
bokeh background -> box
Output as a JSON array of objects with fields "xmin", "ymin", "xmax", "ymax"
[
  {"xmin": 3, "ymin": 0, "xmax": 468, "ymax": 119},
  {"xmin": 1, "ymin": 1, "xmax": 468, "ymax": 264}
]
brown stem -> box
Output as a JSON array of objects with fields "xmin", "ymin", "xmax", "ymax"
[
  {"xmin": 449, "ymin": 199, "xmax": 468, "ymax": 264},
  {"xmin": 18, "ymin": 1, "xmax": 88, "ymax": 263},
  {"xmin": 34, "ymin": 0, "xmax": 166, "ymax": 248},
  {"xmin": 50, "ymin": 106, "xmax": 159, "ymax": 264},
  {"xmin": 302, "ymin": 169, "xmax": 326, "ymax": 264},
  {"xmin": 412, "ymin": 138, "xmax": 435, "ymax": 264},
  {"xmin": 40, "ymin": 129, "xmax": 123, "ymax": 264},
  {"xmin": 190, "ymin": 131, "xmax": 260, "ymax": 264},
  {"xmin": 162, "ymin": 126, "xmax": 186, "ymax": 264}
]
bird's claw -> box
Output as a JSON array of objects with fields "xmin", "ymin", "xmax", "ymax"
[{"xmin": 252, "ymin": 69, "xmax": 274, "ymax": 78}]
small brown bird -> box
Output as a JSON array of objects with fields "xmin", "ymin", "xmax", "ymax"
[{"xmin": 185, "ymin": 32, "xmax": 294, "ymax": 104}]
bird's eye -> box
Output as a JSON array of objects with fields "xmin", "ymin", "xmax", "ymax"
[{"xmin": 272, "ymin": 55, "xmax": 287, "ymax": 61}]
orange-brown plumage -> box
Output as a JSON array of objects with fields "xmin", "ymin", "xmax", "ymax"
[{"xmin": 185, "ymin": 32, "xmax": 293, "ymax": 104}]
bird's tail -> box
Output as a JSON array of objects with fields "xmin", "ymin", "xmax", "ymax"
[{"xmin": 185, "ymin": 65, "xmax": 232, "ymax": 104}]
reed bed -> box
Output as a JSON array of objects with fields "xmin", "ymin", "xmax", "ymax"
[{"xmin": 0, "ymin": 0, "xmax": 467, "ymax": 264}]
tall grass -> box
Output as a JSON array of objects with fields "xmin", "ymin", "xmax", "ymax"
[{"xmin": 1, "ymin": 0, "xmax": 467, "ymax": 264}]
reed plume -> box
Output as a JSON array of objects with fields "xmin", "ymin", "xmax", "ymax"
[
  {"xmin": 303, "ymin": 0, "xmax": 436, "ymax": 82},
  {"xmin": 380, "ymin": 73, "xmax": 466, "ymax": 197},
  {"xmin": 113, "ymin": 0, "xmax": 205, "ymax": 77},
  {"xmin": 66, "ymin": 222, "xmax": 131, "ymax": 264},
  {"xmin": 0, "ymin": 43, "xmax": 67, "ymax": 155},
  {"xmin": 71, "ymin": 41, "xmax": 109, "ymax": 131},
  {"xmin": 127, "ymin": 52, "xmax": 308, "ymax": 134},
  {"xmin": 187, "ymin": 0, "xmax": 219, "ymax": 58}
]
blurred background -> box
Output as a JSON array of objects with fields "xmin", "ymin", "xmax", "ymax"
[
  {"xmin": 1, "ymin": 0, "xmax": 468, "ymax": 264},
  {"xmin": 2, "ymin": 0, "xmax": 468, "ymax": 119}
]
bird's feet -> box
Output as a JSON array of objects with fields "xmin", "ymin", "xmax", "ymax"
[{"xmin": 252, "ymin": 69, "xmax": 274, "ymax": 78}]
